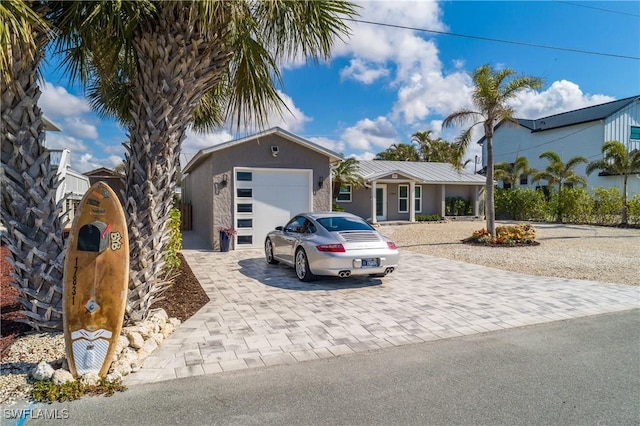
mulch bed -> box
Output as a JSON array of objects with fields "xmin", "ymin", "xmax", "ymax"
[{"xmin": 1, "ymin": 247, "xmax": 208, "ymax": 355}]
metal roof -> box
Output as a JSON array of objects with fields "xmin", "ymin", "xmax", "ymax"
[
  {"xmin": 183, "ymin": 127, "xmax": 343, "ymax": 173},
  {"xmin": 478, "ymin": 95, "xmax": 640, "ymax": 144},
  {"xmin": 355, "ymin": 161, "xmax": 485, "ymax": 185}
]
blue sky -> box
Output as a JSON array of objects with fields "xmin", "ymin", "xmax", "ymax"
[{"xmin": 39, "ymin": 0, "xmax": 640, "ymax": 173}]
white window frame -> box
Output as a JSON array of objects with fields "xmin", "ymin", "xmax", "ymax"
[
  {"xmin": 398, "ymin": 184, "xmax": 409, "ymax": 213},
  {"xmin": 337, "ymin": 184, "xmax": 352, "ymax": 202},
  {"xmin": 414, "ymin": 185, "xmax": 422, "ymax": 213}
]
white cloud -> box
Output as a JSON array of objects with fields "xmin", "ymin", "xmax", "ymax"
[
  {"xmin": 44, "ymin": 133, "xmax": 88, "ymax": 153},
  {"xmin": 308, "ymin": 136, "xmax": 346, "ymax": 155},
  {"xmin": 341, "ymin": 116, "xmax": 399, "ymax": 152},
  {"xmin": 510, "ymin": 80, "xmax": 615, "ymax": 119},
  {"xmin": 340, "ymin": 58, "xmax": 389, "ymax": 84},
  {"xmin": 39, "ymin": 82, "xmax": 91, "ymax": 118},
  {"xmin": 61, "ymin": 117, "xmax": 99, "ymax": 140}
]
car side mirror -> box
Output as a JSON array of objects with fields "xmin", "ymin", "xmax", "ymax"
[{"xmin": 275, "ymin": 226, "xmax": 283, "ymax": 231}]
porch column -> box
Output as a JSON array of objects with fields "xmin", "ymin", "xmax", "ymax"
[
  {"xmin": 409, "ymin": 181, "xmax": 416, "ymax": 222},
  {"xmin": 474, "ymin": 186, "xmax": 480, "ymax": 217},
  {"xmin": 440, "ymin": 184, "xmax": 446, "ymax": 218},
  {"xmin": 371, "ymin": 181, "xmax": 377, "ymax": 224}
]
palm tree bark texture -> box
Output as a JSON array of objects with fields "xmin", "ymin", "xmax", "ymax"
[{"xmin": 1, "ymin": 2, "xmax": 64, "ymax": 330}]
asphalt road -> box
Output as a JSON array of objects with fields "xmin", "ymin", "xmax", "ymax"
[{"xmin": 8, "ymin": 309, "xmax": 640, "ymax": 425}]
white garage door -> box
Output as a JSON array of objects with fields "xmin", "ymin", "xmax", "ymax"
[{"xmin": 234, "ymin": 167, "xmax": 312, "ymax": 249}]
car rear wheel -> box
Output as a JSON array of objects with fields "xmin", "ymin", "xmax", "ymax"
[
  {"xmin": 265, "ymin": 239, "xmax": 279, "ymax": 265},
  {"xmin": 295, "ymin": 248, "xmax": 315, "ymax": 282}
]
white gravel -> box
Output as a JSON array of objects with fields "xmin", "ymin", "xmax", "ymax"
[{"xmin": 381, "ymin": 220, "xmax": 640, "ymax": 286}]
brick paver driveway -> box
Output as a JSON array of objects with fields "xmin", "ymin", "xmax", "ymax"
[{"xmin": 126, "ymin": 232, "xmax": 639, "ymax": 385}]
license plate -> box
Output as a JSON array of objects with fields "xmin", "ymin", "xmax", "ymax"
[{"xmin": 362, "ymin": 258, "xmax": 379, "ymax": 268}]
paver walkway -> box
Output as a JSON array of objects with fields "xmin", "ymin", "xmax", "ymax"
[{"xmin": 125, "ymin": 232, "xmax": 639, "ymax": 386}]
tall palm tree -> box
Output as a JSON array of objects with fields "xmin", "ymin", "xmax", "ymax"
[
  {"xmin": 533, "ymin": 150, "xmax": 588, "ymax": 190},
  {"xmin": 494, "ymin": 156, "xmax": 535, "ymax": 188},
  {"xmin": 331, "ymin": 157, "xmax": 364, "ymax": 200},
  {"xmin": 374, "ymin": 143, "xmax": 420, "ymax": 161},
  {"xmin": 1, "ymin": 1, "xmax": 66, "ymax": 330},
  {"xmin": 586, "ymin": 140, "xmax": 640, "ymax": 225},
  {"xmin": 442, "ymin": 65, "xmax": 543, "ymax": 235},
  {"xmin": 52, "ymin": 1, "xmax": 358, "ymax": 321}
]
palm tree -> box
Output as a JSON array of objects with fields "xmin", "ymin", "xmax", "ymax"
[
  {"xmin": 442, "ymin": 65, "xmax": 543, "ymax": 236},
  {"xmin": 375, "ymin": 143, "xmax": 420, "ymax": 161},
  {"xmin": 494, "ymin": 156, "xmax": 535, "ymax": 188},
  {"xmin": 411, "ymin": 130, "xmax": 466, "ymax": 167},
  {"xmin": 52, "ymin": 1, "xmax": 358, "ymax": 321},
  {"xmin": 331, "ymin": 157, "xmax": 364, "ymax": 200},
  {"xmin": 586, "ymin": 140, "xmax": 640, "ymax": 225},
  {"xmin": 1, "ymin": 1, "xmax": 66, "ymax": 330},
  {"xmin": 533, "ymin": 150, "xmax": 588, "ymax": 190}
]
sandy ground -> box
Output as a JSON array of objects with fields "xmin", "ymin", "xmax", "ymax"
[{"xmin": 381, "ymin": 220, "xmax": 640, "ymax": 286}]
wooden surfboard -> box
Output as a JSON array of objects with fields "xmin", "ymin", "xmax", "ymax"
[{"xmin": 63, "ymin": 181, "xmax": 129, "ymax": 378}]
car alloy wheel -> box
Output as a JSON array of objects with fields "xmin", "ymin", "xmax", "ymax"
[
  {"xmin": 265, "ymin": 239, "xmax": 279, "ymax": 264},
  {"xmin": 295, "ymin": 248, "xmax": 315, "ymax": 282}
]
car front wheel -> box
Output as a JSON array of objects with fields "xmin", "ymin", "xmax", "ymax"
[
  {"xmin": 265, "ymin": 239, "xmax": 279, "ymax": 264},
  {"xmin": 295, "ymin": 248, "xmax": 315, "ymax": 282}
]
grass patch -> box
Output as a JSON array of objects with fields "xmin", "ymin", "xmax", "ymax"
[{"xmin": 32, "ymin": 379, "xmax": 127, "ymax": 403}]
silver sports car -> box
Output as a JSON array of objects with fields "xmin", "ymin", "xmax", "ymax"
[{"xmin": 264, "ymin": 212, "xmax": 399, "ymax": 281}]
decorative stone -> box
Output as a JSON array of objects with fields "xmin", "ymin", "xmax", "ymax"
[
  {"xmin": 160, "ymin": 322, "xmax": 175, "ymax": 338},
  {"xmin": 115, "ymin": 335, "xmax": 130, "ymax": 355},
  {"xmin": 110, "ymin": 360, "xmax": 132, "ymax": 377},
  {"xmin": 169, "ymin": 318, "xmax": 181, "ymax": 327},
  {"xmin": 150, "ymin": 332, "xmax": 164, "ymax": 345},
  {"xmin": 127, "ymin": 332, "xmax": 145, "ymax": 349},
  {"xmin": 149, "ymin": 308, "xmax": 169, "ymax": 324},
  {"xmin": 80, "ymin": 373, "xmax": 100, "ymax": 386},
  {"xmin": 30, "ymin": 361, "xmax": 54, "ymax": 381},
  {"xmin": 105, "ymin": 371, "xmax": 122, "ymax": 383},
  {"xmin": 141, "ymin": 338, "xmax": 158, "ymax": 354},
  {"xmin": 51, "ymin": 369, "xmax": 75, "ymax": 385}
]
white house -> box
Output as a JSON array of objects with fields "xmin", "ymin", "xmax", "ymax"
[{"xmin": 479, "ymin": 95, "xmax": 640, "ymax": 196}]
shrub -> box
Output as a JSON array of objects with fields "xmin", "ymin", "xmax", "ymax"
[
  {"xmin": 591, "ymin": 187, "xmax": 623, "ymax": 225},
  {"xmin": 548, "ymin": 187, "xmax": 592, "ymax": 223},
  {"xmin": 628, "ymin": 195, "xmax": 640, "ymax": 225},
  {"xmin": 332, "ymin": 202, "xmax": 345, "ymax": 212},
  {"xmin": 464, "ymin": 224, "xmax": 537, "ymax": 245},
  {"xmin": 495, "ymin": 188, "xmax": 547, "ymax": 221},
  {"xmin": 415, "ymin": 214, "xmax": 442, "ymax": 222},
  {"xmin": 445, "ymin": 196, "xmax": 471, "ymax": 216},
  {"xmin": 164, "ymin": 207, "xmax": 182, "ymax": 272}
]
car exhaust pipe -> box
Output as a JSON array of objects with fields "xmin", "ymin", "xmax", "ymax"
[
  {"xmin": 338, "ymin": 270, "xmax": 351, "ymax": 278},
  {"xmin": 385, "ymin": 267, "xmax": 395, "ymax": 275}
]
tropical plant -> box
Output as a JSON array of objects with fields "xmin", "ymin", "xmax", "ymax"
[
  {"xmin": 374, "ymin": 143, "xmax": 420, "ymax": 161},
  {"xmin": 494, "ymin": 156, "xmax": 535, "ymax": 188},
  {"xmin": 411, "ymin": 130, "xmax": 468, "ymax": 170},
  {"xmin": 533, "ymin": 150, "xmax": 588, "ymax": 190},
  {"xmin": 331, "ymin": 156, "xmax": 364, "ymax": 200},
  {"xmin": 1, "ymin": 1, "xmax": 66, "ymax": 330},
  {"xmin": 586, "ymin": 140, "xmax": 640, "ymax": 225},
  {"xmin": 52, "ymin": 0, "xmax": 358, "ymax": 321},
  {"xmin": 442, "ymin": 65, "xmax": 543, "ymax": 236}
]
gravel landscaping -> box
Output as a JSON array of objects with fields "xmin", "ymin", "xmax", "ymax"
[{"xmin": 383, "ymin": 220, "xmax": 639, "ymax": 286}]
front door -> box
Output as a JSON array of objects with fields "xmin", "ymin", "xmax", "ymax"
[{"xmin": 376, "ymin": 184, "xmax": 387, "ymax": 221}]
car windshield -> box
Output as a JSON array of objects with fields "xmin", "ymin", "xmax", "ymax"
[{"xmin": 316, "ymin": 216, "xmax": 374, "ymax": 232}]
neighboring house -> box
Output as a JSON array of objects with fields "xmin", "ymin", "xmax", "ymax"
[
  {"xmin": 480, "ymin": 95, "xmax": 640, "ymax": 195},
  {"xmin": 84, "ymin": 167, "xmax": 126, "ymax": 205},
  {"xmin": 182, "ymin": 127, "xmax": 342, "ymax": 250},
  {"xmin": 337, "ymin": 161, "xmax": 486, "ymax": 223},
  {"xmin": 49, "ymin": 149, "xmax": 90, "ymax": 227}
]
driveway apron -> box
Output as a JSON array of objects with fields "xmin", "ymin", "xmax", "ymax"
[{"xmin": 125, "ymin": 232, "xmax": 640, "ymax": 385}]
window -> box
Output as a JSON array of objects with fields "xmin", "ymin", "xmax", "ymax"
[
  {"xmin": 236, "ymin": 171, "xmax": 252, "ymax": 181},
  {"xmin": 285, "ymin": 216, "xmax": 307, "ymax": 233},
  {"xmin": 237, "ymin": 235, "xmax": 253, "ymax": 245},
  {"xmin": 237, "ymin": 203, "xmax": 253, "ymax": 213},
  {"xmin": 237, "ymin": 219, "xmax": 252, "ymax": 228},
  {"xmin": 317, "ymin": 216, "xmax": 374, "ymax": 232},
  {"xmin": 398, "ymin": 185, "xmax": 408, "ymax": 213},
  {"xmin": 520, "ymin": 174, "xmax": 528, "ymax": 185},
  {"xmin": 631, "ymin": 126, "xmax": 640, "ymax": 140},
  {"xmin": 236, "ymin": 188, "xmax": 252, "ymax": 198},
  {"xmin": 336, "ymin": 184, "xmax": 352, "ymax": 202},
  {"xmin": 503, "ymin": 182, "xmax": 512, "ymax": 189},
  {"xmin": 414, "ymin": 185, "xmax": 422, "ymax": 213}
]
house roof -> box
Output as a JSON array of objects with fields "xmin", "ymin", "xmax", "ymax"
[
  {"xmin": 84, "ymin": 167, "xmax": 121, "ymax": 177},
  {"xmin": 43, "ymin": 116, "xmax": 61, "ymax": 132},
  {"xmin": 355, "ymin": 161, "xmax": 486, "ymax": 185},
  {"xmin": 478, "ymin": 95, "xmax": 640, "ymax": 144},
  {"xmin": 183, "ymin": 127, "xmax": 343, "ymax": 174}
]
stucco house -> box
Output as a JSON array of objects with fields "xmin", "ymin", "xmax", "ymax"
[
  {"xmin": 480, "ymin": 95, "xmax": 640, "ymax": 196},
  {"xmin": 182, "ymin": 127, "xmax": 342, "ymax": 250},
  {"xmin": 337, "ymin": 160, "xmax": 486, "ymax": 223}
]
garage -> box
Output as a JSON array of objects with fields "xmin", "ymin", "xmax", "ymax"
[{"xmin": 234, "ymin": 167, "xmax": 312, "ymax": 249}]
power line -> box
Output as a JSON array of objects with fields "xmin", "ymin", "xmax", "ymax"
[
  {"xmin": 344, "ymin": 18, "xmax": 640, "ymax": 61},
  {"xmin": 552, "ymin": 1, "xmax": 640, "ymax": 18}
]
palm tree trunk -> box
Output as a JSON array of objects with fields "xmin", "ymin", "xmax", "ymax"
[
  {"xmin": 1, "ymin": 29, "xmax": 64, "ymax": 330},
  {"xmin": 484, "ymin": 125, "xmax": 496, "ymax": 236},
  {"xmin": 124, "ymin": 5, "xmax": 232, "ymax": 321}
]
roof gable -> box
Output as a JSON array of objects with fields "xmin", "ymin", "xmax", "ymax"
[
  {"xmin": 183, "ymin": 127, "xmax": 343, "ymax": 173},
  {"xmin": 355, "ymin": 161, "xmax": 485, "ymax": 184}
]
